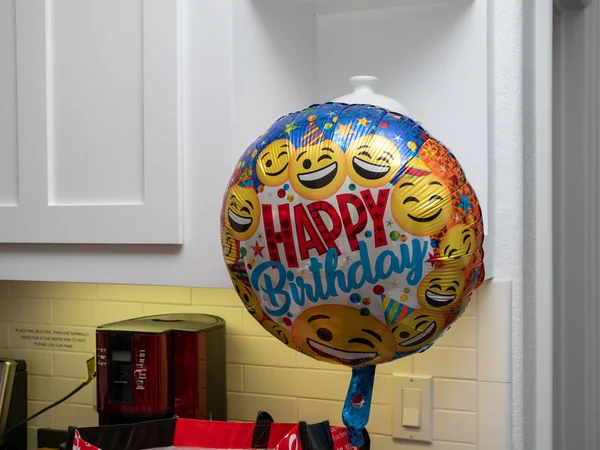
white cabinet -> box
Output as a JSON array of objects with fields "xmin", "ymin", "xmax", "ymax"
[
  {"xmin": 0, "ymin": 0, "xmax": 182, "ymax": 244},
  {"xmin": 0, "ymin": 0, "xmax": 496, "ymax": 287}
]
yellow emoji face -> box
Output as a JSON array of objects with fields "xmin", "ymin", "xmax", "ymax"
[
  {"xmin": 389, "ymin": 311, "xmax": 445, "ymax": 353},
  {"xmin": 289, "ymin": 140, "xmax": 347, "ymax": 200},
  {"xmin": 346, "ymin": 134, "xmax": 401, "ymax": 188},
  {"xmin": 256, "ymin": 139, "xmax": 293, "ymax": 187},
  {"xmin": 291, "ymin": 305, "xmax": 396, "ymax": 367},
  {"xmin": 262, "ymin": 318, "xmax": 291, "ymax": 345},
  {"xmin": 440, "ymin": 224, "xmax": 476, "ymax": 268},
  {"xmin": 417, "ymin": 269, "xmax": 466, "ymax": 311},
  {"xmin": 221, "ymin": 227, "xmax": 239, "ymax": 265},
  {"xmin": 391, "ymin": 174, "xmax": 452, "ymax": 236},
  {"xmin": 231, "ymin": 277, "xmax": 264, "ymax": 322},
  {"xmin": 225, "ymin": 185, "xmax": 261, "ymax": 241}
]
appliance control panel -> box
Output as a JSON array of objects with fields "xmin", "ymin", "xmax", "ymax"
[{"xmin": 107, "ymin": 333, "xmax": 134, "ymax": 404}]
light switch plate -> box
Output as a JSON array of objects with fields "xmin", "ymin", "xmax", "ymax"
[{"xmin": 392, "ymin": 374, "xmax": 433, "ymax": 442}]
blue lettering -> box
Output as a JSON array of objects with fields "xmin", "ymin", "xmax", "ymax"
[
  {"xmin": 405, "ymin": 239, "xmax": 429, "ymax": 285},
  {"xmin": 289, "ymin": 282, "xmax": 302, "ymax": 307},
  {"xmin": 375, "ymin": 250, "xmax": 397, "ymax": 279},
  {"xmin": 249, "ymin": 238, "xmax": 429, "ymax": 317},
  {"xmin": 295, "ymin": 276, "xmax": 317, "ymax": 304},
  {"xmin": 347, "ymin": 241, "xmax": 376, "ymax": 290},
  {"xmin": 251, "ymin": 261, "xmax": 290, "ymax": 316},
  {"xmin": 323, "ymin": 250, "xmax": 348, "ymax": 296},
  {"xmin": 307, "ymin": 259, "xmax": 326, "ymax": 300}
]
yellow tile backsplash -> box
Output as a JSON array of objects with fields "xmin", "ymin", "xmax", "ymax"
[
  {"xmin": 226, "ymin": 335, "xmax": 297, "ymax": 367},
  {"xmin": 53, "ymin": 352, "xmax": 93, "ymax": 379},
  {"xmin": 53, "ymin": 299, "xmax": 144, "ymax": 327},
  {"xmin": 0, "ymin": 281, "xmax": 482, "ymax": 450},
  {"xmin": 433, "ymin": 410, "xmax": 477, "ymax": 444},
  {"xmin": 433, "ymin": 379, "xmax": 477, "ymax": 412},
  {"xmin": 96, "ymin": 284, "xmax": 191, "ymax": 304},
  {"xmin": 226, "ymin": 364, "xmax": 244, "ymax": 392},
  {"xmin": 0, "ymin": 297, "xmax": 53, "ymax": 324},
  {"xmin": 28, "ymin": 401, "xmax": 53, "ymax": 428},
  {"xmin": 0, "ymin": 348, "xmax": 52, "ymax": 376},
  {"xmin": 191, "ymin": 287, "xmax": 241, "ymax": 307},
  {"xmin": 0, "ymin": 323, "xmax": 8, "ymax": 347},
  {"xmin": 10, "ymin": 281, "xmax": 95, "ymax": 300},
  {"xmin": 228, "ymin": 392, "xmax": 298, "ymax": 423}
]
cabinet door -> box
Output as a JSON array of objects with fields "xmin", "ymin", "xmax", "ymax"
[{"xmin": 0, "ymin": 0, "xmax": 182, "ymax": 244}]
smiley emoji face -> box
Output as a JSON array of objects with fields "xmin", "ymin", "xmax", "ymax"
[
  {"xmin": 291, "ymin": 305, "xmax": 396, "ymax": 367},
  {"xmin": 440, "ymin": 224, "xmax": 476, "ymax": 268},
  {"xmin": 345, "ymin": 134, "xmax": 401, "ymax": 188},
  {"xmin": 289, "ymin": 140, "xmax": 347, "ymax": 200},
  {"xmin": 221, "ymin": 227, "xmax": 240, "ymax": 265},
  {"xmin": 391, "ymin": 173, "xmax": 452, "ymax": 236},
  {"xmin": 389, "ymin": 311, "xmax": 445, "ymax": 353},
  {"xmin": 416, "ymin": 269, "xmax": 466, "ymax": 311},
  {"xmin": 256, "ymin": 139, "xmax": 294, "ymax": 187},
  {"xmin": 231, "ymin": 276, "xmax": 264, "ymax": 322},
  {"xmin": 262, "ymin": 318, "xmax": 291, "ymax": 345},
  {"xmin": 225, "ymin": 184, "xmax": 261, "ymax": 241}
]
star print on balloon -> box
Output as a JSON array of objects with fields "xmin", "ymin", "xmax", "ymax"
[
  {"xmin": 220, "ymin": 102, "xmax": 484, "ymax": 368},
  {"xmin": 335, "ymin": 122, "xmax": 357, "ymax": 138},
  {"xmin": 251, "ymin": 241, "xmax": 265, "ymax": 257},
  {"xmin": 285, "ymin": 123, "xmax": 300, "ymax": 135},
  {"xmin": 459, "ymin": 193, "xmax": 472, "ymax": 214}
]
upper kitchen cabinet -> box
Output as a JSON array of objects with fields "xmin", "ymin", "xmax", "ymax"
[
  {"xmin": 0, "ymin": 0, "xmax": 494, "ymax": 287},
  {"xmin": 0, "ymin": 0, "xmax": 182, "ymax": 244}
]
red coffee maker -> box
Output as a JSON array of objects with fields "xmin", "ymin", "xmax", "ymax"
[{"xmin": 96, "ymin": 313, "xmax": 226, "ymax": 425}]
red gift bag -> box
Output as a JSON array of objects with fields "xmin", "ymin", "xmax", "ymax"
[{"xmin": 67, "ymin": 412, "xmax": 370, "ymax": 450}]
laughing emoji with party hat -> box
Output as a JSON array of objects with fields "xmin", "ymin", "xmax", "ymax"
[
  {"xmin": 391, "ymin": 156, "xmax": 452, "ymax": 236},
  {"xmin": 289, "ymin": 115, "xmax": 347, "ymax": 200}
]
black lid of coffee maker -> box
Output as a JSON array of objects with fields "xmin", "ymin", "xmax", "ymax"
[{"xmin": 97, "ymin": 313, "xmax": 225, "ymax": 333}]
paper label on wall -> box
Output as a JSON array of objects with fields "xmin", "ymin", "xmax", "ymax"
[{"xmin": 10, "ymin": 325, "xmax": 94, "ymax": 352}]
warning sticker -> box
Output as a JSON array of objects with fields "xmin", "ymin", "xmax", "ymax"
[{"xmin": 10, "ymin": 325, "xmax": 94, "ymax": 352}]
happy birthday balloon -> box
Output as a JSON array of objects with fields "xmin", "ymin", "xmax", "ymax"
[{"xmin": 220, "ymin": 102, "xmax": 484, "ymax": 444}]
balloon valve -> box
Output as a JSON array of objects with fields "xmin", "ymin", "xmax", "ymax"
[{"xmin": 352, "ymin": 394, "xmax": 365, "ymax": 409}]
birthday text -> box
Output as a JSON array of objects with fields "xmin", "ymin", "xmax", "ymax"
[
  {"xmin": 262, "ymin": 189, "xmax": 390, "ymax": 267},
  {"xmin": 251, "ymin": 238, "xmax": 429, "ymax": 317}
]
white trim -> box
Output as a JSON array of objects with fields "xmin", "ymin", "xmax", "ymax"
[
  {"xmin": 478, "ymin": 381, "xmax": 512, "ymax": 450},
  {"xmin": 477, "ymin": 279, "xmax": 512, "ymax": 383},
  {"xmin": 476, "ymin": 279, "xmax": 512, "ymax": 449},
  {"xmin": 533, "ymin": 0, "xmax": 554, "ymax": 449}
]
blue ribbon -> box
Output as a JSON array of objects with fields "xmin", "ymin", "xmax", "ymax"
[{"xmin": 342, "ymin": 365, "xmax": 376, "ymax": 447}]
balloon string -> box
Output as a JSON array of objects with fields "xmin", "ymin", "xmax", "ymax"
[{"xmin": 342, "ymin": 365, "xmax": 376, "ymax": 447}]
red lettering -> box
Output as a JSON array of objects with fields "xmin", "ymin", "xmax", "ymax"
[
  {"xmin": 307, "ymin": 201, "xmax": 343, "ymax": 255},
  {"xmin": 361, "ymin": 189, "xmax": 389, "ymax": 248},
  {"xmin": 262, "ymin": 204, "xmax": 298, "ymax": 268},
  {"xmin": 336, "ymin": 193, "xmax": 367, "ymax": 252},
  {"xmin": 294, "ymin": 204, "xmax": 327, "ymax": 260}
]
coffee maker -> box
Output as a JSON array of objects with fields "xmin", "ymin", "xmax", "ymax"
[{"xmin": 96, "ymin": 313, "xmax": 226, "ymax": 425}]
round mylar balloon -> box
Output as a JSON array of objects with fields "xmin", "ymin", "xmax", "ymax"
[{"xmin": 221, "ymin": 103, "xmax": 484, "ymax": 367}]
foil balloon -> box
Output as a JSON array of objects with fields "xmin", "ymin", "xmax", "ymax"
[{"xmin": 221, "ymin": 102, "xmax": 484, "ymax": 445}]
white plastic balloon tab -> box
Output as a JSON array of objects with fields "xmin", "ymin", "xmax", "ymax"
[{"xmin": 332, "ymin": 75, "xmax": 409, "ymax": 116}]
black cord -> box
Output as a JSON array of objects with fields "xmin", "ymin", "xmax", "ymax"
[{"xmin": 0, "ymin": 381, "xmax": 87, "ymax": 443}]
